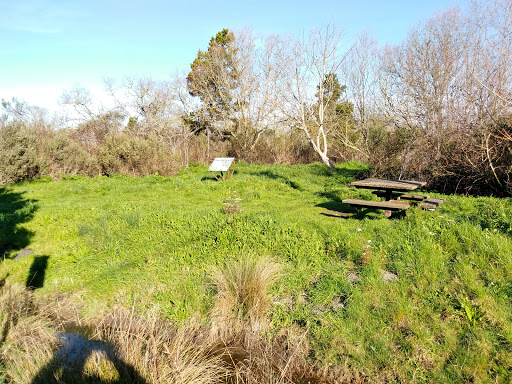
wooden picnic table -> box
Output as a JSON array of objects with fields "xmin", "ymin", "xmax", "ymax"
[
  {"xmin": 349, "ymin": 178, "xmax": 427, "ymax": 201},
  {"xmin": 343, "ymin": 178, "xmax": 428, "ymax": 218}
]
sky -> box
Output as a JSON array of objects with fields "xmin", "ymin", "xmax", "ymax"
[{"xmin": 1, "ymin": 0, "xmax": 470, "ymax": 114}]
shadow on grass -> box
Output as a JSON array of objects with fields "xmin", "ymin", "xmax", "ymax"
[
  {"xmin": 26, "ymin": 255, "xmax": 49, "ymax": 290},
  {"xmin": 201, "ymin": 170, "xmax": 239, "ymax": 182},
  {"xmin": 250, "ymin": 170, "xmax": 302, "ymax": 190},
  {"xmin": 316, "ymin": 201, "xmax": 406, "ymax": 220},
  {"xmin": 316, "ymin": 190, "xmax": 344, "ymax": 203},
  {"xmin": 30, "ymin": 336, "xmax": 147, "ymax": 384},
  {"xmin": 0, "ymin": 187, "xmax": 38, "ymax": 260}
]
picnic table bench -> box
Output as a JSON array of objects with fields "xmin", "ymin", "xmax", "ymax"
[
  {"xmin": 342, "ymin": 199, "xmax": 411, "ymax": 211},
  {"xmin": 372, "ymin": 191, "xmax": 429, "ymax": 201}
]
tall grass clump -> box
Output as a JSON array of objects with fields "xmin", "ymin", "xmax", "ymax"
[
  {"xmin": 208, "ymin": 255, "xmax": 358, "ymax": 383},
  {"xmin": 0, "ymin": 280, "xmax": 227, "ymax": 384},
  {"xmin": 96, "ymin": 306, "xmax": 226, "ymax": 384},
  {"xmin": 0, "ymin": 282, "xmax": 59, "ymax": 384},
  {"xmin": 211, "ymin": 255, "xmax": 281, "ymax": 330}
]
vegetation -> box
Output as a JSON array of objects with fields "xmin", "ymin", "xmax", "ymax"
[
  {"xmin": 1, "ymin": 162, "xmax": 511, "ymax": 382},
  {"xmin": 2, "ymin": 1, "xmax": 511, "ymax": 195},
  {"xmin": 1, "ymin": 0, "xmax": 511, "ymax": 382}
]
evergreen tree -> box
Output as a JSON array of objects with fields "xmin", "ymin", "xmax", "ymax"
[{"xmin": 186, "ymin": 29, "xmax": 240, "ymax": 135}]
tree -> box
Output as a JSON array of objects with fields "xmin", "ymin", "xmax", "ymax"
[
  {"xmin": 342, "ymin": 32, "xmax": 379, "ymax": 156},
  {"xmin": 1, "ymin": 97, "xmax": 50, "ymax": 128},
  {"xmin": 186, "ymin": 29, "xmax": 239, "ymax": 138},
  {"xmin": 186, "ymin": 28, "xmax": 286, "ymax": 157},
  {"xmin": 281, "ymin": 25, "xmax": 350, "ymax": 169},
  {"xmin": 379, "ymin": 9, "xmax": 464, "ymax": 156},
  {"xmin": 468, "ymin": 0, "xmax": 512, "ymax": 140},
  {"xmin": 316, "ymin": 73, "xmax": 357, "ymax": 160}
]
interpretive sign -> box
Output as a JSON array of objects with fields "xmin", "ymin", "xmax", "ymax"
[
  {"xmin": 208, "ymin": 157, "xmax": 235, "ymax": 172},
  {"xmin": 208, "ymin": 157, "xmax": 235, "ymax": 181}
]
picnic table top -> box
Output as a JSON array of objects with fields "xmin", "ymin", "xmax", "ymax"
[{"xmin": 349, "ymin": 178, "xmax": 426, "ymax": 192}]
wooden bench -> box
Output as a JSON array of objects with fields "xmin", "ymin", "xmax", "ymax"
[
  {"xmin": 372, "ymin": 191, "xmax": 429, "ymax": 201},
  {"xmin": 418, "ymin": 197, "xmax": 445, "ymax": 210},
  {"xmin": 342, "ymin": 199, "xmax": 410, "ymax": 217}
]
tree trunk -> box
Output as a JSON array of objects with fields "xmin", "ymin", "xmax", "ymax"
[{"xmin": 319, "ymin": 152, "xmax": 336, "ymax": 169}]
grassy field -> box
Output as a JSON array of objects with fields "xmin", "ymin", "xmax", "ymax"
[{"xmin": 1, "ymin": 162, "xmax": 512, "ymax": 382}]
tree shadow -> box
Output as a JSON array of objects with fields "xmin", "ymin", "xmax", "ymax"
[
  {"xmin": 26, "ymin": 255, "xmax": 49, "ymax": 290},
  {"xmin": 0, "ymin": 187, "xmax": 38, "ymax": 260},
  {"xmin": 250, "ymin": 170, "xmax": 302, "ymax": 190},
  {"xmin": 30, "ymin": 333, "xmax": 147, "ymax": 384},
  {"xmin": 315, "ymin": 190, "xmax": 344, "ymax": 202},
  {"xmin": 201, "ymin": 170, "xmax": 239, "ymax": 182},
  {"xmin": 316, "ymin": 201, "xmax": 406, "ymax": 220}
]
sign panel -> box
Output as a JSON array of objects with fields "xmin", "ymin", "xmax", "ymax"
[{"xmin": 208, "ymin": 157, "xmax": 235, "ymax": 172}]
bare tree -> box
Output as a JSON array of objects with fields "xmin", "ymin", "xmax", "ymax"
[
  {"xmin": 342, "ymin": 32, "xmax": 379, "ymax": 156},
  {"xmin": 59, "ymin": 86, "xmax": 98, "ymax": 121},
  {"xmin": 379, "ymin": 9, "xmax": 465, "ymax": 159},
  {"xmin": 468, "ymin": 0, "xmax": 512, "ymax": 136},
  {"xmin": 280, "ymin": 24, "xmax": 350, "ymax": 169},
  {"xmin": 229, "ymin": 30, "xmax": 287, "ymax": 154},
  {"xmin": 1, "ymin": 97, "xmax": 51, "ymax": 128}
]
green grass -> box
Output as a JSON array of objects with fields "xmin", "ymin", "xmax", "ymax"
[{"xmin": 1, "ymin": 161, "xmax": 512, "ymax": 382}]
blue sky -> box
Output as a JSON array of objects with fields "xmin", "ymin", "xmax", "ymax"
[{"xmin": 1, "ymin": 0, "xmax": 469, "ymax": 113}]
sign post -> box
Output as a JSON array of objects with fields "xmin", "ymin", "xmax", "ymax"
[{"xmin": 208, "ymin": 157, "xmax": 235, "ymax": 181}]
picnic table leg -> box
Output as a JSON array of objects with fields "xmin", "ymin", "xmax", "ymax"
[
  {"xmin": 385, "ymin": 189, "xmax": 393, "ymax": 201},
  {"xmin": 385, "ymin": 209, "xmax": 392, "ymax": 218}
]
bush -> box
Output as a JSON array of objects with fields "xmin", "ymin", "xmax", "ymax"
[
  {"xmin": 98, "ymin": 133, "xmax": 179, "ymax": 176},
  {"xmin": 0, "ymin": 122, "xmax": 40, "ymax": 184},
  {"xmin": 39, "ymin": 131, "xmax": 99, "ymax": 178}
]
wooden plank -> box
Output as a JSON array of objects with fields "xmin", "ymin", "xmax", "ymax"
[
  {"xmin": 419, "ymin": 197, "xmax": 445, "ymax": 210},
  {"xmin": 372, "ymin": 191, "xmax": 429, "ymax": 201},
  {"xmin": 350, "ymin": 178, "xmax": 426, "ymax": 192},
  {"xmin": 342, "ymin": 199, "xmax": 410, "ymax": 210},
  {"xmin": 425, "ymin": 197, "xmax": 445, "ymax": 204}
]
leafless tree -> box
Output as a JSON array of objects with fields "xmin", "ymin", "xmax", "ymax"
[
  {"xmin": 1, "ymin": 97, "xmax": 51, "ymax": 128},
  {"xmin": 380, "ymin": 9, "xmax": 465, "ymax": 146},
  {"xmin": 468, "ymin": 0, "xmax": 512, "ymax": 135},
  {"xmin": 341, "ymin": 31, "xmax": 379, "ymax": 156},
  {"xmin": 280, "ymin": 24, "xmax": 351, "ymax": 169}
]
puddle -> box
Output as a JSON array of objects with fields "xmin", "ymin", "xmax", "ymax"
[{"xmin": 57, "ymin": 326, "xmax": 114, "ymax": 367}]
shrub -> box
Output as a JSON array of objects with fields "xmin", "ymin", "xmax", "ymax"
[
  {"xmin": 39, "ymin": 131, "xmax": 99, "ymax": 178},
  {"xmin": 0, "ymin": 122, "xmax": 40, "ymax": 184},
  {"xmin": 98, "ymin": 133, "xmax": 179, "ymax": 176}
]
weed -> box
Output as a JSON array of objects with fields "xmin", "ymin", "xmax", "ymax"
[
  {"xmin": 0, "ymin": 283, "xmax": 60, "ymax": 384},
  {"xmin": 222, "ymin": 190, "xmax": 242, "ymax": 216},
  {"xmin": 457, "ymin": 296, "xmax": 485, "ymax": 328}
]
